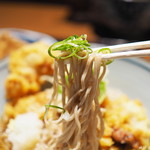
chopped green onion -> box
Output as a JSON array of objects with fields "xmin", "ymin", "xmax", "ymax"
[
  {"xmin": 45, "ymin": 104, "xmax": 65, "ymax": 113},
  {"xmin": 48, "ymin": 34, "xmax": 92, "ymax": 59},
  {"xmin": 99, "ymin": 81, "xmax": 107, "ymax": 104},
  {"xmin": 58, "ymin": 85, "xmax": 62, "ymax": 93},
  {"xmin": 98, "ymin": 48, "xmax": 114, "ymax": 65},
  {"xmin": 98, "ymin": 48, "xmax": 112, "ymax": 54},
  {"xmin": 48, "ymin": 34, "xmax": 114, "ymax": 65}
]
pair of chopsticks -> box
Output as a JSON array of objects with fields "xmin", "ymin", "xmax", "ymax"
[{"xmin": 93, "ymin": 40, "xmax": 150, "ymax": 60}]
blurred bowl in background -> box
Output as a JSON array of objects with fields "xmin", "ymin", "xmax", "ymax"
[{"xmin": 0, "ymin": 28, "xmax": 57, "ymax": 44}]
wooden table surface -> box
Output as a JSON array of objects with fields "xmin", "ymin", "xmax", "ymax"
[
  {"xmin": 0, "ymin": 2, "xmax": 149, "ymax": 62},
  {"xmin": 0, "ymin": 2, "xmax": 97, "ymax": 41}
]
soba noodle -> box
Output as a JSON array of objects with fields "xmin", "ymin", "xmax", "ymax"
[{"xmin": 38, "ymin": 35, "xmax": 110, "ymax": 150}]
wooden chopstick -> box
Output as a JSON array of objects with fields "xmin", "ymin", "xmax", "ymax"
[
  {"xmin": 93, "ymin": 40, "xmax": 150, "ymax": 52},
  {"xmin": 101, "ymin": 49, "xmax": 150, "ymax": 60}
]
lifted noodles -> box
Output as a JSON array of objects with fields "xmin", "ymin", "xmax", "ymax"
[{"xmin": 44, "ymin": 35, "xmax": 109, "ymax": 150}]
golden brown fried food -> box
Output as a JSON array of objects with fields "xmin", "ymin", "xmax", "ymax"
[
  {"xmin": 0, "ymin": 134, "xmax": 11, "ymax": 150},
  {"xmin": 0, "ymin": 32, "xmax": 25, "ymax": 59},
  {"xmin": 9, "ymin": 42, "xmax": 53, "ymax": 75},
  {"xmin": 5, "ymin": 68, "xmax": 40, "ymax": 102},
  {"xmin": 5, "ymin": 42, "xmax": 54, "ymax": 101},
  {"xmin": 4, "ymin": 89, "xmax": 52, "ymax": 119},
  {"xmin": 100, "ymin": 95, "xmax": 150, "ymax": 149},
  {"xmin": 0, "ymin": 115, "xmax": 12, "ymax": 150}
]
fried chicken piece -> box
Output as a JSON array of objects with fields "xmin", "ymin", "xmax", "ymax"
[
  {"xmin": 9, "ymin": 42, "xmax": 54, "ymax": 76},
  {"xmin": 4, "ymin": 89, "xmax": 52, "ymax": 119},
  {"xmin": 5, "ymin": 68, "xmax": 40, "ymax": 102},
  {"xmin": 112, "ymin": 128, "xmax": 141, "ymax": 149},
  {"xmin": 5, "ymin": 42, "xmax": 54, "ymax": 101}
]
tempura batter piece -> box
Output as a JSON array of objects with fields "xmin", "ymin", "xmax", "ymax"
[
  {"xmin": 9, "ymin": 42, "xmax": 54, "ymax": 76},
  {"xmin": 5, "ymin": 42, "xmax": 54, "ymax": 101},
  {"xmin": 4, "ymin": 89, "xmax": 52, "ymax": 119},
  {"xmin": 5, "ymin": 68, "xmax": 40, "ymax": 102}
]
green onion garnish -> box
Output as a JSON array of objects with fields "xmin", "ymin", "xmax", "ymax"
[
  {"xmin": 48, "ymin": 34, "xmax": 92, "ymax": 59},
  {"xmin": 45, "ymin": 104, "xmax": 65, "ymax": 113},
  {"xmin": 48, "ymin": 34, "xmax": 113, "ymax": 65},
  {"xmin": 98, "ymin": 48, "xmax": 114, "ymax": 64}
]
